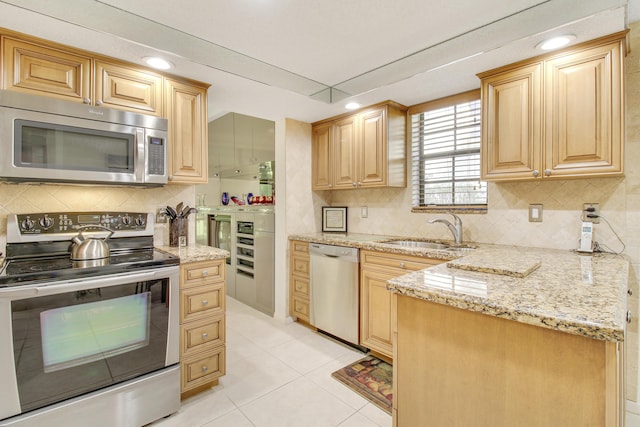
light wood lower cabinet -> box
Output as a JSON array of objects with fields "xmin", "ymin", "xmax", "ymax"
[
  {"xmin": 289, "ymin": 240, "xmax": 311, "ymax": 322},
  {"xmin": 393, "ymin": 294, "xmax": 624, "ymax": 427},
  {"xmin": 179, "ymin": 259, "xmax": 226, "ymax": 398},
  {"xmin": 360, "ymin": 250, "xmax": 443, "ymax": 359}
]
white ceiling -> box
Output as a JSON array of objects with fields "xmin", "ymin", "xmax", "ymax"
[{"xmin": 0, "ymin": 0, "xmax": 637, "ymax": 123}]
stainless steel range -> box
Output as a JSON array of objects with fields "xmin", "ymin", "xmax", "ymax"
[{"xmin": 0, "ymin": 211, "xmax": 180, "ymax": 427}]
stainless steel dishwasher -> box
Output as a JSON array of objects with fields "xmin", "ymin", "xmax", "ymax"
[{"xmin": 309, "ymin": 243, "xmax": 359, "ymax": 346}]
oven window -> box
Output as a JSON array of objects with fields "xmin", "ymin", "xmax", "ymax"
[
  {"xmin": 15, "ymin": 119, "xmax": 135, "ymax": 173},
  {"xmin": 40, "ymin": 292, "xmax": 151, "ymax": 373},
  {"xmin": 11, "ymin": 279, "xmax": 170, "ymax": 413}
]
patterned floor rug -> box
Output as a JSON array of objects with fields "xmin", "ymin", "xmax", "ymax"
[{"xmin": 331, "ymin": 355, "xmax": 393, "ymax": 414}]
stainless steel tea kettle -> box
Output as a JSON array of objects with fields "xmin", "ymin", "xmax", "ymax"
[{"xmin": 70, "ymin": 225, "xmax": 114, "ymax": 260}]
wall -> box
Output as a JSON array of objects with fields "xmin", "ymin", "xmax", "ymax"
[
  {"xmin": 0, "ymin": 183, "xmax": 196, "ymax": 250},
  {"xmin": 285, "ymin": 25, "xmax": 640, "ymax": 413}
]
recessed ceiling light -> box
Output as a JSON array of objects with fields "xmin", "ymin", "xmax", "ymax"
[
  {"xmin": 345, "ymin": 102, "xmax": 360, "ymax": 110},
  {"xmin": 537, "ymin": 35, "xmax": 576, "ymax": 51},
  {"xmin": 143, "ymin": 56, "xmax": 173, "ymax": 70}
]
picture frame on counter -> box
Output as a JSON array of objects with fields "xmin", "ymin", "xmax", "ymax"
[{"xmin": 322, "ymin": 206, "xmax": 347, "ymax": 232}]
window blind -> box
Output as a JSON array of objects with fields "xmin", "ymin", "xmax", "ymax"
[{"xmin": 411, "ymin": 96, "xmax": 486, "ymax": 207}]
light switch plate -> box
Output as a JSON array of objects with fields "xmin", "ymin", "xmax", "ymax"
[
  {"xmin": 361, "ymin": 206, "xmax": 368, "ymax": 218},
  {"xmin": 529, "ymin": 204, "xmax": 543, "ymax": 222}
]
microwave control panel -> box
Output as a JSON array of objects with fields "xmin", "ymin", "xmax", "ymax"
[
  {"xmin": 147, "ymin": 136, "xmax": 165, "ymax": 176},
  {"xmin": 15, "ymin": 212, "xmax": 148, "ymax": 234}
]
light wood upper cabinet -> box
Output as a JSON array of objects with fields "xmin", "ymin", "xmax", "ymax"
[
  {"xmin": 479, "ymin": 32, "xmax": 626, "ymax": 182},
  {"xmin": 2, "ymin": 36, "xmax": 91, "ymax": 102},
  {"xmin": 311, "ymin": 101, "xmax": 407, "ymax": 190},
  {"xmin": 544, "ymin": 41, "xmax": 623, "ymax": 177},
  {"xmin": 311, "ymin": 122, "xmax": 333, "ymax": 190},
  {"xmin": 95, "ymin": 60, "xmax": 163, "ymax": 115},
  {"xmin": 164, "ymin": 78, "xmax": 208, "ymax": 184},
  {"xmin": 333, "ymin": 115, "xmax": 358, "ymax": 189},
  {"xmin": 480, "ymin": 63, "xmax": 542, "ymax": 180}
]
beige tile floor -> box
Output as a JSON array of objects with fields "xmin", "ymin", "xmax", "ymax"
[
  {"xmin": 152, "ymin": 297, "xmax": 391, "ymax": 427},
  {"xmin": 152, "ymin": 297, "xmax": 640, "ymax": 427}
]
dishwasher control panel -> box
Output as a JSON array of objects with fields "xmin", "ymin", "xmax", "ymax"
[{"xmin": 309, "ymin": 243, "xmax": 359, "ymax": 262}]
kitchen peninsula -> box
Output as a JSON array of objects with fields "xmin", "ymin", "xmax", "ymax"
[{"xmin": 387, "ymin": 245, "xmax": 629, "ymax": 427}]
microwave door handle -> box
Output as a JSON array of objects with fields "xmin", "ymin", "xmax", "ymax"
[{"xmin": 136, "ymin": 128, "xmax": 145, "ymax": 182}]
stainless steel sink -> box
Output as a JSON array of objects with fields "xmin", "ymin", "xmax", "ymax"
[{"xmin": 384, "ymin": 240, "xmax": 450, "ymax": 250}]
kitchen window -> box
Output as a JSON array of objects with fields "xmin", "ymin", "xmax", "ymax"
[{"xmin": 409, "ymin": 89, "xmax": 487, "ymax": 212}]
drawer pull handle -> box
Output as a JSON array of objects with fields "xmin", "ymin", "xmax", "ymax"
[
  {"xmin": 202, "ymin": 300, "xmax": 209, "ymax": 306},
  {"xmin": 202, "ymin": 270, "xmax": 209, "ymax": 276},
  {"xmin": 202, "ymin": 332, "xmax": 209, "ymax": 340},
  {"xmin": 399, "ymin": 262, "xmax": 405, "ymax": 268},
  {"xmin": 202, "ymin": 365, "xmax": 208, "ymax": 373},
  {"xmin": 628, "ymin": 288, "xmax": 633, "ymax": 296},
  {"xmin": 627, "ymin": 311, "xmax": 633, "ymax": 324}
]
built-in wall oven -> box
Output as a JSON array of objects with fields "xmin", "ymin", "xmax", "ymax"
[{"xmin": 0, "ymin": 212, "xmax": 180, "ymax": 427}]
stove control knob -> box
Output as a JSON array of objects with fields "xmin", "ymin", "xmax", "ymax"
[
  {"xmin": 135, "ymin": 216, "xmax": 146, "ymax": 227},
  {"xmin": 39, "ymin": 216, "xmax": 54, "ymax": 229},
  {"xmin": 121, "ymin": 215, "xmax": 132, "ymax": 226},
  {"xmin": 21, "ymin": 218, "xmax": 35, "ymax": 231}
]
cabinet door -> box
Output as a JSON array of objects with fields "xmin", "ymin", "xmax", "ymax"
[
  {"xmin": 2, "ymin": 37, "xmax": 91, "ymax": 102},
  {"xmin": 481, "ymin": 63, "xmax": 542, "ymax": 181},
  {"xmin": 360, "ymin": 268, "xmax": 394, "ymax": 357},
  {"xmin": 332, "ymin": 116, "xmax": 358, "ymax": 189},
  {"xmin": 95, "ymin": 61, "xmax": 163, "ymax": 115},
  {"xmin": 359, "ymin": 107, "xmax": 387, "ymax": 187},
  {"xmin": 165, "ymin": 79, "xmax": 208, "ymax": 183},
  {"xmin": 311, "ymin": 122, "xmax": 333, "ymax": 190},
  {"xmin": 544, "ymin": 41, "xmax": 623, "ymax": 178}
]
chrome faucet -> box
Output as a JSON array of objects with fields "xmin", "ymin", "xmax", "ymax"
[{"xmin": 428, "ymin": 213, "xmax": 463, "ymax": 245}]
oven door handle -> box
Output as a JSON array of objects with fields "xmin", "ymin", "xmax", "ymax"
[{"xmin": 0, "ymin": 270, "xmax": 171, "ymax": 298}]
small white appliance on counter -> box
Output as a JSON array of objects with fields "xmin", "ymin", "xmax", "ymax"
[{"xmin": 578, "ymin": 221, "xmax": 594, "ymax": 253}]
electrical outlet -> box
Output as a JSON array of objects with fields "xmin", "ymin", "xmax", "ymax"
[
  {"xmin": 529, "ymin": 204, "xmax": 543, "ymax": 222},
  {"xmin": 156, "ymin": 206, "xmax": 168, "ymax": 223},
  {"xmin": 582, "ymin": 203, "xmax": 600, "ymax": 224}
]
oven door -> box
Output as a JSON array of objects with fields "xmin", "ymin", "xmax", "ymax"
[{"xmin": 0, "ymin": 266, "xmax": 179, "ymax": 420}]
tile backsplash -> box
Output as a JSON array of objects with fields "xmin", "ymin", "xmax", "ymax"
[{"xmin": 0, "ymin": 182, "xmax": 195, "ymax": 251}]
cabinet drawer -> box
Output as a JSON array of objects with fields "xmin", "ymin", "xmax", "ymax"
[
  {"xmin": 181, "ymin": 314, "xmax": 225, "ymax": 357},
  {"xmin": 181, "ymin": 283, "xmax": 225, "ymax": 322},
  {"xmin": 291, "ymin": 297, "xmax": 310, "ymax": 321},
  {"xmin": 361, "ymin": 250, "xmax": 442, "ymax": 272},
  {"xmin": 291, "ymin": 275, "xmax": 310, "ymax": 298},
  {"xmin": 182, "ymin": 260, "xmax": 225, "ymax": 288},
  {"xmin": 291, "ymin": 240, "xmax": 309, "ymax": 255},
  {"xmin": 292, "ymin": 255, "xmax": 310, "ymax": 276},
  {"xmin": 181, "ymin": 346, "xmax": 225, "ymax": 392}
]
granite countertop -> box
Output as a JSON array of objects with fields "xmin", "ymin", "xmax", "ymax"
[
  {"xmin": 388, "ymin": 245, "xmax": 629, "ymax": 342},
  {"xmin": 289, "ymin": 233, "xmax": 629, "ymax": 342},
  {"xmin": 156, "ymin": 243, "xmax": 229, "ymax": 263},
  {"xmin": 288, "ymin": 233, "xmax": 474, "ymax": 261}
]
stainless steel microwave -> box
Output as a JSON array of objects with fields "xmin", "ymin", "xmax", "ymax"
[{"xmin": 0, "ymin": 90, "xmax": 168, "ymax": 186}]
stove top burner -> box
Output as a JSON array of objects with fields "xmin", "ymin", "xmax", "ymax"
[
  {"xmin": 2, "ymin": 211, "xmax": 179, "ymax": 288},
  {"xmin": 0, "ymin": 248, "xmax": 178, "ymax": 287}
]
